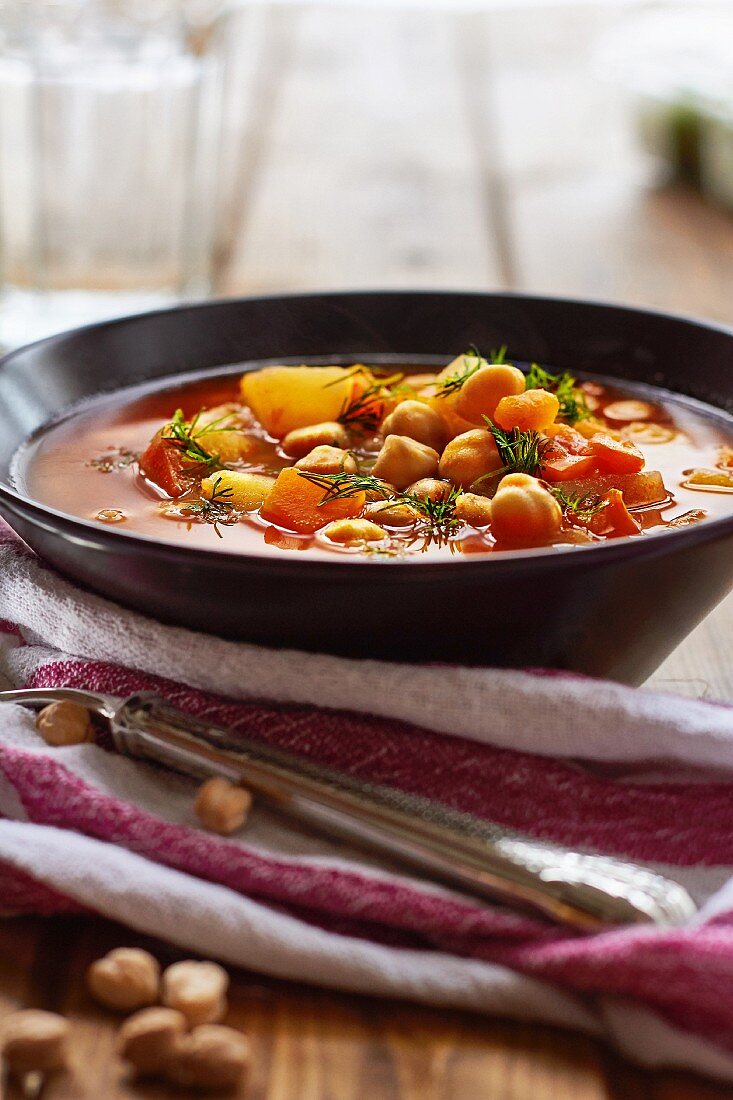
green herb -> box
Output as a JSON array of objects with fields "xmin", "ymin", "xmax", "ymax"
[
  {"xmin": 336, "ymin": 373, "xmax": 404, "ymax": 433},
  {"xmin": 161, "ymin": 408, "xmax": 236, "ymax": 471},
  {"xmin": 384, "ymin": 485, "xmax": 462, "ymax": 550},
  {"xmin": 166, "ymin": 475, "xmax": 238, "ymax": 537},
  {"xmin": 322, "ymin": 365, "xmax": 371, "ymax": 389},
  {"xmin": 296, "ymin": 470, "xmax": 393, "ymax": 504},
  {"xmin": 473, "ymin": 419, "xmax": 550, "ymax": 490},
  {"xmin": 392, "ymin": 485, "xmax": 461, "ymax": 528},
  {"xmin": 434, "ymin": 345, "xmax": 508, "ymax": 399},
  {"xmin": 549, "ymin": 487, "xmax": 609, "ymax": 522},
  {"xmin": 524, "ymin": 364, "xmax": 590, "ymax": 424}
]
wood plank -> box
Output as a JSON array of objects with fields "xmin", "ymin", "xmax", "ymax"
[{"xmin": 225, "ymin": 6, "xmax": 501, "ymax": 294}]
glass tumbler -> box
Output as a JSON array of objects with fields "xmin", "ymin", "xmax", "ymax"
[{"xmin": 0, "ymin": 1, "xmax": 225, "ymax": 348}]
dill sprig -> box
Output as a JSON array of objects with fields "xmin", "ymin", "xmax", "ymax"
[
  {"xmin": 434, "ymin": 345, "xmax": 508, "ymax": 399},
  {"xmin": 472, "ymin": 419, "xmax": 550, "ymax": 491},
  {"xmin": 549, "ymin": 488, "xmax": 609, "ymax": 522},
  {"xmin": 336, "ymin": 373, "xmax": 405, "ymax": 433},
  {"xmin": 296, "ymin": 470, "xmax": 393, "ymax": 504},
  {"xmin": 161, "ymin": 408, "xmax": 235, "ymax": 471},
  {"xmin": 524, "ymin": 364, "xmax": 590, "ymax": 425},
  {"xmin": 393, "ymin": 485, "xmax": 461, "ymax": 527},
  {"xmin": 168, "ymin": 475, "xmax": 238, "ymax": 537}
]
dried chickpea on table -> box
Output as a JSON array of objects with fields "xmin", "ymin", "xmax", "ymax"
[
  {"xmin": 0, "ymin": 948, "xmax": 249, "ymax": 1093},
  {"xmin": 134, "ymin": 346, "xmax": 710, "ymax": 557}
]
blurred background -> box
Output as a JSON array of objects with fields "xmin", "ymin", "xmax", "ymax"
[{"xmin": 0, "ymin": 0, "xmax": 731, "ymax": 349}]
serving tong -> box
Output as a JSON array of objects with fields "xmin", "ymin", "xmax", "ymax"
[{"xmin": 0, "ymin": 687, "xmax": 697, "ymax": 930}]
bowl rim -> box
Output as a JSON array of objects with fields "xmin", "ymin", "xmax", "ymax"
[{"xmin": 1, "ymin": 287, "xmax": 732, "ymax": 578}]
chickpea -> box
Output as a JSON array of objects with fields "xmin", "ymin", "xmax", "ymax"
[
  {"xmin": 161, "ymin": 961, "xmax": 229, "ymax": 1028},
  {"xmin": 454, "ymin": 492, "xmax": 493, "ymax": 527},
  {"xmin": 1, "ymin": 1010, "xmax": 69, "ymax": 1076},
  {"xmin": 35, "ymin": 701, "xmax": 93, "ymax": 747},
  {"xmin": 322, "ymin": 518, "xmax": 387, "ymax": 545},
  {"xmin": 371, "ymin": 435, "xmax": 439, "ymax": 490},
  {"xmin": 195, "ymin": 777, "xmax": 252, "ymax": 836},
  {"xmin": 294, "ymin": 446, "xmax": 357, "ymax": 474},
  {"xmin": 87, "ymin": 948, "xmax": 160, "ymax": 1012},
  {"xmin": 117, "ymin": 1007, "xmax": 187, "ymax": 1076},
  {"xmin": 281, "ymin": 421, "xmax": 350, "ymax": 458},
  {"xmin": 455, "ymin": 364, "xmax": 526, "ymax": 424},
  {"xmin": 381, "ymin": 400, "xmax": 447, "ymax": 452},
  {"xmin": 491, "ymin": 473, "xmax": 562, "ymax": 545},
  {"xmin": 363, "ymin": 500, "xmax": 420, "ymax": 527},
  {"xmin": 404, "ymin": 478, "xmax": 453, "ymax": 502},
  {"xmin": 167, "ymin": 1025, "xmax": 250, "ymax": 1091},
  {"xmin": 494, "ymin": 389, "xmax": 559, "ymax": 432},
  {"xmin": 438, "ymin": 429, "xmax": 502, "ymax": 489}
]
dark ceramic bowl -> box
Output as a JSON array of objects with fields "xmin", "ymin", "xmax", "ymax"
[{"xmin": 0, "ymin": 291, "xmax": 731, "ymax": 684}]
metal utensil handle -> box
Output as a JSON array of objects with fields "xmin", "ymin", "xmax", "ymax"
[{"xmin": 109, "ymin": 694, "xmax": 696, "ymax": 929}]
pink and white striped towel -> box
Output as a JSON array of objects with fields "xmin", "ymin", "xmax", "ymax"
[{"xmin": 2, "ymin": 520, "xmax": 733, "ymax": 1080}]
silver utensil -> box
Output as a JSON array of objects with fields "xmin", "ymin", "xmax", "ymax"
[{"xmin": 0, "ymin": 687, "xmax": 697, "ymax": 930}]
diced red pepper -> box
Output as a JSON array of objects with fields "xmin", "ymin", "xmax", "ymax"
[
  {"xmin": 139, "ymin": 434, "xmax": 190, "ymax": 498},
  {"xmin": 589, "ymin": 433, "xmax": 645, "ymax": 474},
  {"xmin": 542, "ymin": 454, "xmax": 598, "ymax": 482}
]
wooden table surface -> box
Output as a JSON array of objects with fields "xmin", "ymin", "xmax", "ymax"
[{"xmin": 3, "ymin": 3, "xmax": 733, "ymax": 1097}]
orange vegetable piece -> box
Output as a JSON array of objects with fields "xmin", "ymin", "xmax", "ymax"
[
  {"xmin": 260, "ymin": 467, "xmax": 365, "ymax": 534},
  {"xmin": 589, "ymin": 433, "xmax": 645, "ymax": 474},
  {"xmin": 548, "ymin": 425, "xmax": 591, "ymax": 455},
  {"xmin": 542, "ymin": 454, "xmax": 597, "ymax": 482},
  {"xmin": 494, "ymin": 390, "xmax": 559, "ymax": 432},
  {"xmin": 587, "ymin": 489, "xmax": 642, "ymax": 538},
  {"xmin": 139, "ymin": 434, "xmax": 190, "ymax": 498}
]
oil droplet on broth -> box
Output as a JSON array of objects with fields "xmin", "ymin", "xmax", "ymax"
[{"xmin": 95, "ymin": 508, "xmax": 127, "ymax": 523}]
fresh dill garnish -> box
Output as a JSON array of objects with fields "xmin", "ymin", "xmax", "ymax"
[
  {"xmin": 392, "ymin": 485, "xmax": 461, "ymax": 527},
  {"xmin": 296, "ymin": 470, "xmax": 393, "ymax": 504},
  {"xmin": 161, "ymin": 408, "xmax": 236, "ymax": 471},
  {"xmin": 336, "ymin": 373, "xmax": 405, "ymax": 433},
  {"xmin": 473, "ymin": 419, "xmax": 550, "ymax": 490},
  {"xmin": 165, "ymin": 475, "xmax": 238, "ymax": 537},
  {"xmin": 384, "ymin": 485, "xmax": 462, "ymax": 550},
  {"xmin": 549, "ymin": 488, "xmax": 609, "ymax": 522},
  {"xmin": 524, "ymin": 364, "xmax": 590, "ymax": 425},
  {"xmin": 434, "ymin": 345, "xmax": 508, "ymax": 399}
]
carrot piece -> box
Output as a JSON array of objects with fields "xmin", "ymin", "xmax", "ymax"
[
  {"xmin": 550, "ymin": 425, "xmax": 592, "ymax": 455},
  {"xmin": 494, "ymin": 390, "xmax": 559, "ymax": 432},
  {"xmin": 587, "ymin": 489, "xmax": 642, "ymax": 537},
  {"xmin": 139, "ymin": 434, "xmax": 190, "ymax": 498},
  {"xmin": 260, "ymin": 466, "xmax": 365, "ymax": 534},
  {"xmin": 589, "ymin": 433, "xmax": 645, "ymax": 474},
  {"xmin": 542, "ymin": 454, "xmax": 598, "ymax": 482}
]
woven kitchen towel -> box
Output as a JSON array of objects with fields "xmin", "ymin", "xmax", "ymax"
[{"xmin": 2, "ymin": 522, "xmax": 733, "ymax": 1080}]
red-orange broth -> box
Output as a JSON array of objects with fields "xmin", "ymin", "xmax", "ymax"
[{"xmin": 14, "ymin": 358, "xmax": 733, "ymax": 562}]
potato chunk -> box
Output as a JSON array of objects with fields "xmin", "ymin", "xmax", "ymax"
[
  {"xmin": 201, "ymin": 470, "xmax": 275, "ymax": 511},
  {"xmin": 241, "ymin": 366, "xmax": 369, "ymax": 438},
  {"xmin": 371, "ymin": 436, "xmax": 439, "ymax": 490}
]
